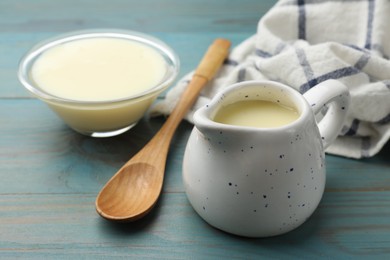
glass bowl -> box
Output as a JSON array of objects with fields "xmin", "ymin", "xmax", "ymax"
[{"xmin": 18, "ymin": 29, "xmax": 180, "ymax": 137}]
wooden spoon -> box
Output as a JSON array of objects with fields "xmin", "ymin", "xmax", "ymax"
[{"xmin": 95, "ymin": 39, "xmax": 231, "ymax": 222}]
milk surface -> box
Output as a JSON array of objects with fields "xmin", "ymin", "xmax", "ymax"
[
  {"xmin": 214, "ymin": 100, "xmax": 299, "ymax": 128},
  {"xmin": 31, "ymin": 37, "xmax": 167, "ymax": 101}
]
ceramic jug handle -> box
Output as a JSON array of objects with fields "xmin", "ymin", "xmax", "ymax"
[{"xmin": 303, "ymin": 79, "xmax": 350, "ymax": 149}]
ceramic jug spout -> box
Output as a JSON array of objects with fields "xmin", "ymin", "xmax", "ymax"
[
  {"xmin": 192, "ymin": 98, "xmax": 259, "ymax": 145},
  {"xmin": 192, "ymin": 104, "xmax": 229, "ymax": 138}
]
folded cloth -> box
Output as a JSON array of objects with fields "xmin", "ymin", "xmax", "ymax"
[{"xmin": 150, "ymin": 0, "xmax": 390, "ymax": 159}]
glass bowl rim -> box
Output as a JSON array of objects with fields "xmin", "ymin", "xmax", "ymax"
[{"xmin": 17, "ymin": 28, "xmax": 180, "ymax": 106}]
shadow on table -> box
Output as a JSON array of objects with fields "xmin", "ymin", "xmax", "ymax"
[{"xmin": 96, "ymin": 198, "xmax": 163, "ymax": 236}]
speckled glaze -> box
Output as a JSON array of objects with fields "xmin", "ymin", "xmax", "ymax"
[{"xmin": 183, "ymin": 80, "xmax": 350, "ymax": 237}]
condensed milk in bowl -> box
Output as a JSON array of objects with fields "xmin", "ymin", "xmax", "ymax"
[{"xmin": 18, "ymin": 29, "xmax": 179, "ymax": 137}]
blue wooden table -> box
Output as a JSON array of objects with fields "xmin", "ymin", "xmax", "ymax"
[{"xmin": 1, "ymin": 0, "xmax": 390, "ymax": 258}]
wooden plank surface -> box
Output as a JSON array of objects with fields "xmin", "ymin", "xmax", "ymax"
[
  {"xmin": 0, "ymin": 0, "xmax": 272, "ymax": 33},
  {"xmin": 1, "ymin": 0, "xmax": 390, "ymax": 259}
]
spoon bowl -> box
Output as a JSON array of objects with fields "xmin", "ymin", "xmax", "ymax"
[
  {"xmin": 97, "ymin": 163, "xmax": 162, "ymax": 221},
  {"xmin": 95, "ymin": 39, "xmax": 231, "ymax": 222}
]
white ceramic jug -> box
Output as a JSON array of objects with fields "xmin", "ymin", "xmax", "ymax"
[{"xmin": 183, "ymin": 80, "xmax": 350, "ymax": 237}]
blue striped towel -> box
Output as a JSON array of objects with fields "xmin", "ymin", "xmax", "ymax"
[{"xmin": 151, "ymin": 0, "xmax": 390, "ymax": 159}]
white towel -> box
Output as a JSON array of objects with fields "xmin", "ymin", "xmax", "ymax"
[{"xmin": 151, "ymin": 0, "xmax": 390, "ymax": 159}]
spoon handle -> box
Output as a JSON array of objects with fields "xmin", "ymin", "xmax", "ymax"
[
  {"xmin": 194, "ymin": 38, "xmax": 231, "ymax": 81},
  {"xmin": 161, "ymin": 38, "xmax": 231, "ymax": 136},
  {"xmin": 131, "ymin": 39, "xmax": 231, "ymax": 164}
]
